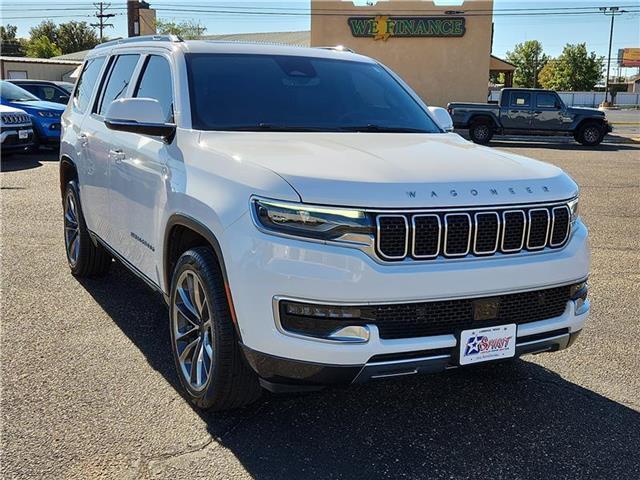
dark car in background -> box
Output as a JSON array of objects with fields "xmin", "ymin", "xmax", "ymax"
[
  {"xmin": 0, "ymin": 81, "xmax": 65, "ymax": 150},
  {"xmin": 8, "ymin": 79, "xmax": 74, "ymax": 105},
  {"xmin": 448, "ymin": 88, "xmax": 612, "ymax": 146}
]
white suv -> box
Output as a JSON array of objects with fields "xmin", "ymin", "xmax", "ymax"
[{"xmin": 60, "ymin": 36, "xmax": 590, "ymax": 410}]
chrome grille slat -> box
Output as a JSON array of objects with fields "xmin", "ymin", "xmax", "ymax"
[
  {"xmin": 527, "ymin": 208, "xmax": 550, "ymax": 250},
  {"xmin": 373, "ymin": 202, "xmax": 572, "ymax": 262}
]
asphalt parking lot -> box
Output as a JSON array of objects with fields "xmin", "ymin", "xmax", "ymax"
[{"xmin": 2, "ymin": 129, "xmax": 639, "ymax": 479}]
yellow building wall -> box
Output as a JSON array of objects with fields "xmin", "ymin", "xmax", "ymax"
[{"xmin": 311, "ymin": 0, "xmax": 493, "ymax": 107}]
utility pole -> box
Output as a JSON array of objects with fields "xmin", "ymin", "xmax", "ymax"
[
  {"xmin": 599, "ymin": 7, "xmax": 625, "ymax": 106},
  {"xmin": 91, "ymin": 2, "xmax": 115, "ymax": 43}
]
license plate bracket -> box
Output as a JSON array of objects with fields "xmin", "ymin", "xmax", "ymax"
[{"xmin": 459, "ymin": 324, "xmax": 517, "ymax": 366}]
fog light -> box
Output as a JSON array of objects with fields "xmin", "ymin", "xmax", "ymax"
[
  {"xmin": 569, "ymin": 281, "xmax": 589, "ymax": 315},
  {"xmin": 280, "ymin": 300, "xmax": 368, "ymax": 342}
]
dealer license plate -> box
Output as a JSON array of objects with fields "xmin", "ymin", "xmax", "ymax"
[
  {"xmin": 459, "ymin": 324, "xmax": 516, "ymax": 366},
  {"xmin": 18, "ymin": 130, "xmax": 28, "ymax": 139}
]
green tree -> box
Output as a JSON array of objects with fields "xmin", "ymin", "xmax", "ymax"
[
  {"xmin": 28, "ymin": 20, "xmax": 98, "ymax": 55},
  {"xmin": 155, "ymin": 19, "xmax": 206, "ymax": 40},
  {"xmin": 1, "ymin": 24, "xmax": 26, "ymax": 56},
  {"xmin": 538, "ymin": 43, "xmax": 603, "ymax": 91},
  {"xmin": 505, "ymin": 40, "xmax": 548, "ymax": 88},
  {"xmin": 26, "ymin": 36, "xmax": 62, "ymax": 58}
]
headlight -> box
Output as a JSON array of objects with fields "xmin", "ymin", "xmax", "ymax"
[
  {"xmin": 252, "ymin": 198, "xmax": 373, "ymax": 241},
  {"xmin": 37, "ymin": 111, "xmax": 61, "ymax": 118},
  {"xmin": 567, "ymin": 196, "xmax": 579, "ymax": 225}
]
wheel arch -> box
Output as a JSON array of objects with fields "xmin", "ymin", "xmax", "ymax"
[
  {"xmin": 469, "ymin": 113, "xmax": 498, "ymax": 129},
  {"xmin": 59, "ymin": 155, "xmax": 78, "ymax": 201},
  {"xmin": 575, "ymin": 116, "xmax": 606, "ymax": 131},
  {"xmin": 163, "ymin": 214, "xmax": 243, "ymax": 340}
]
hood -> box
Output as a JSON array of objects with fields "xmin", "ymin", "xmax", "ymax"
[
  {"xmin": 0, "ymin": 104, "xmax": 27, "ymax": 114},
  {"xmin": 567, "ymin": 106, "xmax": 605, "ymax": 116},
  {"xmin": 198, "ymin": 131, "xmax": 578, "ymax": 208},
  {"xmin": 7, "ymin": 100, "xmax": 65, "ymax": 114}
]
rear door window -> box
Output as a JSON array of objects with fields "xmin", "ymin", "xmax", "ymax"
[
  {"xmin": 96, "ymin": 54, "xmax": 140, "ymax": 116},
  {"xmin": 73, "ymin": 57, "xmax": 106, "ymax": 113},
  {"xmin": 510, "ymin": 92, "xmax": 531, "ymax": 108}
]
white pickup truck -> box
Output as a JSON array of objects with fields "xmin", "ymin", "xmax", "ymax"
[{"xmin": 60, "ymin": 36, "xmax": 590, "ymax": 410}]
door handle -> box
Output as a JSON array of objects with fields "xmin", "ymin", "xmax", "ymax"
[
  {"xmin": 79, "ymin": 132, "xmax": 88, "ymax": 147},
  {"xmin": 109, "ymin": 149, "xmax": 126, "ymax": 163}
]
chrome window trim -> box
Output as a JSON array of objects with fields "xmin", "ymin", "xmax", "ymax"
[
  {"xmin": 501, "ymin": 210, "xmax": 526, "ymax": 253},
  {"xmin": 550, "ymin": 205, "xmax": 571, "ymax": 247},
  {"xmin": 473, "ymin": 211, "xmax": 500, "ymax": 255},
  {"xmin": 527, "ymin": 208, "xmax": 550, "ymax": 250},
  {"xmin": 376, "ymin": 214, "xmax": 409, "ymax": 260},
  {"xmin": 411, "ymin": 214, "xmax": 441, "ymax": 259},
  {"xmin": 443, "ymin": 213, "xmax": 472, "ymax": 257}
]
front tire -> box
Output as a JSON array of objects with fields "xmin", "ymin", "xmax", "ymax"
[
  {"xmin": 576, "ymin": 122, "xmax": 605, "ymax": 146},
  {"xmin": 169, "ymin": 247, "xmax": 261, "ymax": 410},
  {"xmin": 469, "ymin": 119, "xmax": 494, "ymax": 144},
  {"xmin": 63, "ymin": 181, "xmax": 112, "ymax": 277}
]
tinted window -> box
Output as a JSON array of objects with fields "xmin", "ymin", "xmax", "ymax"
[
  {"xmin": 134, "ymin": 55, "xmax": 174, "ymax": 122},
  {"xmin": 97, "ymin": 54, "xmax": 140, "ymax": 115},
  {"xmin": 73, "ymin": 57, "xmax": 106, "ymax": 113},
  {"xmin": 536, "ymin": 92, "xmax": 558, "ymax": 108},
  {"xmin": 24, "ymin": 84, "xmax": 68, "ymax": 103},
  {"xmin": 186, "ymin": 54, "xmax": 440, "ymax": 133},
  {"xmin": 510, "ymin": 92, "xmax": 531, "ymax": 107}
]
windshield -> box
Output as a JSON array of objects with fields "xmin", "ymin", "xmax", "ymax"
[
  {"xmin": 0, "ymin": 81, "xmax": 40, "ymax": 102},
  {"xmin": 186, "ymin": 54, "xmax": 441, "ymax": 133}
]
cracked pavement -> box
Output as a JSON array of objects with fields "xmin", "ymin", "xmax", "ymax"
[{"xmin": 1, "ymin": 134, "xmax": 639, "ymax": 479}]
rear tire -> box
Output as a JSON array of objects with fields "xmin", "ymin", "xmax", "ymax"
[
  {"xmin": 576, "ymin": 122, "xmax": 605, "ymax": 146},
  {"xmin": 169, "ymin": 247, "xmax": 261, "ymax": 411},
  {"xmin": 63, "ymin": 181, "xmax": 112, "ymax": 277},
  {"xmin": 469, "ymin": 119, "xmax": 494, "ymax": 145}
]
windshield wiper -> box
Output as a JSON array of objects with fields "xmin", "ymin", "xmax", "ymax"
[
  {"xmin": 219, "ymin": 123, "xmax": 330, "ymax": 132},
  {"xmin": 339, "ymin": 124, "xmax": 430, "ymax": 133}
]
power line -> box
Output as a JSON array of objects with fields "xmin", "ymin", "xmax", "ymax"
[{"xmin": 90, "ymin": 2, "xmax": 116, "ymax": 42}]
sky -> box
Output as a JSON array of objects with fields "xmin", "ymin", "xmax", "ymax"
[{"xmin": 2, "ymin": 0, "xmax": 640, "ymax": 73}]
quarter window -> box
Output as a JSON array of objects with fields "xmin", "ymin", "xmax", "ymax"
[
  {"xmin": 73, "ymin": 57, "xmax": 106, "ymax": 113},
  {"xmin": 97, "ymin": 54, "xmax": 140, "ymax": 116},
  {"xmin": 134, "ymin": 55, "xmax": 174, "ymax": 123},
  {"xmin": 510, "ymin": 92, "xmax": 531, "ymax": 107}
]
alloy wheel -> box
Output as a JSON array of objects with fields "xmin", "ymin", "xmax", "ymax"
[
  {"xmin": 64, "ymin": 193, "xmax": 80, "ymax": 266},
  {"xmin": 584, "ymin": 127, "xmax": 599, "ymax": 144},
  {"xmin": 172, "ymin": 270, "xmax": 214, "ymax": 392},
  {"xmin": 475, "ymin": 125, "xmax": 490, "ymax": 141}
]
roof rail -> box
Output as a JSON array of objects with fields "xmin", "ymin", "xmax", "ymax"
[
  {"xmin": 95, "ymin": 35, "xmax": 183, "ymax": 50},
  {"xmin": 316, "ymin": 45, "xmax": 355, "ymax": 53}
]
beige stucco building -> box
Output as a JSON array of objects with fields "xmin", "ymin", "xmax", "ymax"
[{"xmin": 311, "ymin": 0, "xmax": 496, "ymax": 107}]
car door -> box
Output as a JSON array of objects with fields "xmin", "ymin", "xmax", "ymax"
[
  {"xmin": 532, "ymin": 91, "xmax": 564, "ymax": 131},
  {"xmin": 108, "ymin": 53, "xmax": 174, "ymax": 282},
  {"xmin": 500, "ymin": 91, "xmax": 533, "ymax": 130},
  {"xmin": 68, "ymin": 56, "xmax": 109, "ymax": 238},
  {"xmin": 85, "ymin": 53, "xmax": 143, "ymax": 253}
]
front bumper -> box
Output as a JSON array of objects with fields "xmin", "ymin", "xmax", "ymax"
[
  {"xmin": 1, "ymin": 127, "xmax": 34, "ymax": 151},
  {"xmin": 243, "ymin": 328, "xmax": 583, "ymax": 391},
  {"xmin": 222, "ymin": 213, "xmax": 590, "ymax": 376}
]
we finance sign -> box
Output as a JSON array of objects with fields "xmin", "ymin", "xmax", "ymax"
[{"xmin": 348, "ymin": 16, "xmax": 466, "ymax": 40}]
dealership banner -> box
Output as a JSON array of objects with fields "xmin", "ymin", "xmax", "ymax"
[
  {"xmin": 348, "ymin": 16, "xmax": 466, "ymax": 41},
  {"xmin": 618, "ymin": 48, "xmax": 640, "ymax": 67}
]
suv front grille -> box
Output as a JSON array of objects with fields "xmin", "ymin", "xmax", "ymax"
[
  {"xmin": 279, "ymin": 284, "xmax": 574, "ymax": 340},
  {"xmin": 375, "ymin": 203, "xmax": 571, "ymax": 261}
]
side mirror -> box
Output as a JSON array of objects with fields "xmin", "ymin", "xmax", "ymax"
[
  {"xmin": 105, "ymin": 98, "xmax": 175, "ymax": 141},
  {"xmin": 59, "ymin": 95, "xmax": 70, "ymax": 104},
  {"xmin": 428, "ymin": 106, "xmax": 454, "ymax": 132}
]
